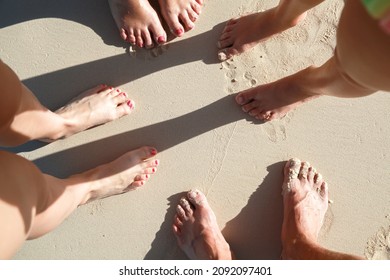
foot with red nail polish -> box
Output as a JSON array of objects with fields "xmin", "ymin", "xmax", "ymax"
[
  {"xmin": 77, "ymin": 146, "xmax": 159, "ymax": 204},
  {"xmin": 158, "ymin": 0, "xmax": 203, "ymax": 37},
  {"xmin": 49, "ymin": 84, "xmax": 135, "ymax": 141},
  {"xmin": 108, "ymin": 0, "xmax": 167, "ymax": 47}
]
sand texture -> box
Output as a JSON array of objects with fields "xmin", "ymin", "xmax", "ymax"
[{"xmin": 1, "ymin": 0, "xmax": 390, "ymax": 259}]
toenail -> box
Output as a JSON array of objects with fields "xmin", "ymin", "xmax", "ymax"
[
  {"xmin": 109, "ymin": 87, "xmax": 113, "ymax": 90},
  {"xmin": 150, "ymin": 148, "xmax": 157, "ymax": 155},
  {"xmin": 157, "ymin": 36, "xmax": 165, "ymax": 43},
  {"xmin": 117, "ymin": 89, "xmax": 120, "ymax": 92},
  {"xmin": 152, "ymin": 168, "xmax": 156, "ymax": 173},
  {"xmin": 146, "ymin": 174, "xmax": 149, "ymax": 179},
  {"xmin": 127, "ymin": 100, "xmax": 134, "ymax": 109},
  {"xmin": 155, "ymin": 160, "xmax": 159, "ymax": 165},
  {"xmin": 175, "ymin": 28, "xmax": 184, "ymax": 36},
  {"xmin": 237, "ymin": 96, "xmax": 244, "ymax": 105},
  {"xmin": 121, "ymin": 92, "xmax": 127, "ymax": 97}
]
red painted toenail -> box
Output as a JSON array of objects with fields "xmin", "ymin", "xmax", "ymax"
[
  {"xmin": 152, "ymin": 168, "xmax": 156, "ymax": 173},
  {"xmin": 157, "ymin": 36, "xmax": 165, "ymax": 43},
  {"xmin": 146, "ymin": 174, "xmax": 149, "ymax": 179},
  {"xmin": 109, "ymin": 87, "xmax": 113, "ymax": 90},
  {"xmin": 155, "ymin": 160, "xmax": 159, "ymax": 165},
  {"xmin": 116, "ymin": 89, "xmax": 120, "ymax": 92},
  {"xmin": 127, "ymin": 100, "xmax": 134, "ymax": 109},
  {"xmin": 150, "ymin": 149, "xmax": 157, "ymax": 155},
  {"xmin": 121, "ymin": 92, "xmax": 127, "ymax": 97},
  {"xmin": 175, "ymin": 28, "xmax": 184, "ymax": 36}
]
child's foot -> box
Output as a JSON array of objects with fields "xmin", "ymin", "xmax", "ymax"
[
  {"xmin": 54, "ymin": 84, "xmax": 134, "ymax": 139},
  {"xmin": 172, "ymin": 189, "xmax": 233, "ymax": 259},
  {"xmin": 76, "ymin": 146, "xmax": 159, "ymax": 204},
  {"xmin": 281, "ymin": 158, "xmax": 329, "ymax": 259},
  {"xmin": 158, "ymin": 0, "xmax": 203, "ymax": 37},
  {"xmin": 218, "ymin": 7, "xmax": 306, "ymax": 61},
  {"xmin": 235, "ymin": 67, "xmax": 319, "ymax": 121},
  {"xmin": 108, "ymin": 0, "xmax": 166, "ymax": 48}
]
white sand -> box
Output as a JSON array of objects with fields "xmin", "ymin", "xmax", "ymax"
[{"xmin": 1, "ymin": 0, "xmax": 390, "ymax": 259}]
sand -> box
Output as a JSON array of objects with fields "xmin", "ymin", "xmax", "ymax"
[{"xmin": 1, "ymin": 0, "xmax": 390, "ymax": 260}]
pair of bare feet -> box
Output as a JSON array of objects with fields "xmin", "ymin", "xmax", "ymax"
[
  {"xmin": 48, "ymin": 84, "xmax": 159, "ymax": 203},
  {"xmin": 109, "ymin": 0, "xmax": 203, "ymax": 48},
  {"xmin": 218, "ymin": 7, "xmax": 319, "ymax": 122},
  {"xmin": 172, "ymin": 159, "xmax": 329, "ymax": 260}
]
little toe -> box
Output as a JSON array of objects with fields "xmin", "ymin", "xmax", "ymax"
[
  {"xmin": 115, "ymin": 101, "xmax": 134, "ymax": 118},
  {"xmin": 319, "ymin": 182, "xmax": 329, "ymax": 199}
]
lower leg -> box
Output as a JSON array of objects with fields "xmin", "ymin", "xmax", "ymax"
[
  {"xmin": 235, "ymin": 55, "xmax": 375, "ymax": 121},
  {"xmin": 0, "ymin": 60, "xmax": 134, "ymax": 146},
  {"xmin": 281, "ymin": 158, "xmax": 363, "ymax": 260},
  {"xmin": 0, "ymin": 146, "xmax": 158, "ymax": 258}
]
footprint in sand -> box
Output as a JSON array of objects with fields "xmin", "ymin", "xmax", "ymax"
[{"xmin": 365, "ymin": 225, "xmax": 390, "ymax": 260}]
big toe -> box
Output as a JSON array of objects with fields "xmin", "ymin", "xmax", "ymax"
[{"xmin": 187, "ymin": 189, "xmax": 208, "ymax": 208}]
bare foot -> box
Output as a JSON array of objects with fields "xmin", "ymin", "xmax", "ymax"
[
  {"xmin": 51, "ymin": 84, "xmax": 134, "ymax": 140},
  {"xmin": 108, "ymin": 0, "xmax": 166, "ymax": 48},
  {"xmin": 74, "ymin": 146, "xmax": 159, "ymax": 204},
  {"xmin": 235, "ymin": 67, "xmax": 320, "ymax": 121},
  {"xmin": 218, "ymin": 7, "xmax": 306, "ymax": 61},
  {"xmin": 281, "ymin": 158, "xmax": 329, "ymax": 259},
  {"xmin": 158, "ymin": 0, "xmax": 203, "ymax": 37},
  {"xmin": 172, "ymin": 189, "xmax": 233, "ymax": 259}
]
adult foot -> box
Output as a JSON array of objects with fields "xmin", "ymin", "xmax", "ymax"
[
  {"xmin": 108, "ymin": 0, "xmax": 166, "ymax": 48},
  {"xmin": 172, "ymin": 189, "xmax": 233, "ymax": 259},
  {"xmin": 218, "ymin": 7, "xmax": 306, "ymax": 61},
  {"xmin": 281, "ymin": 158, "xmax": 329, "ymax": 259},
  {"xmin": 158, "ymin": 0, "xmax": 203, "ymax": 37},
  {"xmin": 235, "ymin": 67, "xmax": 319, "ymax": 121},
  {"xmin": 75, "ymin": 146, "xmax": 159, "ymax": 204},
  {"xmin": 53, "ymin": 84, "xmax": 134, "ymax": 139}
]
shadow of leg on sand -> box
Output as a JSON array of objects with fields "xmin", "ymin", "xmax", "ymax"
[
  {"xmin": 145, "ymin": 161, "xmax": 285, "ymax": 259},
  {"xmin": 222, "ymin": 161, "xmax": 285, "ymax": 260}
]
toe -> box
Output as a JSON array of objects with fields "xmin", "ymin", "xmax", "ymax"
[
  {"xmin": 115, "ymin": 101, "xmax": 134, "ymax": 118},
  {"xmin": 284, "ymin": 158, "xmax": 301, "ymax": 182},
  {"xmin": 319, "ymin": 182, "xmax": 328, "ymax": 199},
  {"xmin": 134, "ymin": 173, "xmax": 150, "ymax": 182},
  {"xmin": 308, "ymin": 167, "xmax": 315, "ymax": 183},
  {"xmin": 176, "ymin": 204, "xmax": 188, "ymax": 220},
  {"xmin": 241, "ymin": 100, "xmax": 260, "ymax": 113},
  {"xmin": 132, "ymin": 146, "xmax": 158, "ymax": 161},
  {"xmin": 180, "ymin": 11, "xmax": 195, "ymax": 31},
  {"xmin": 113, "ymin": 91, "xmax": 129, "ymax": 105},
  {"xmin": 218, "ymin": 37, "xmax": 234, "ymax": 49},
  {"xmin": 187, "ymin": 189, "xmax": 207, "ymax": 208},
  {"xmin": 174, "ymin": 214, "xmax": 183, "ymax": 227},
  {"xmin": 191, "ymin": 1, "xmax": 202, "ymax": 14},
  {"xmin": 141, "ymin": 29, "xmax": 154, "ymax": 49},
  {"xmin": 314, "ymin": 172, "xmax": 323, "ymax": 186},
  {"xmin": 217, "ymin": 47, "xmax": 239, "ymax": 61},
  {"xmin": 299, "ymin": 161, "xmax": 310, "ymax": 181},
  {"xmin": 180, "ymin": 197, "xmax": 194, "ymax": 217},
  {"xmin": 235, "ymin": 88, "xmax": 257, "ymax": 105},
  {"xmin": 120, "ymin": 28, "xmax": 128, "ymax": 41}
]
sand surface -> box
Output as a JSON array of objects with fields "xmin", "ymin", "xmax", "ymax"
[{"xmin": 1, "ymin": 0, "xmax": 390, "ymax": 259}]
